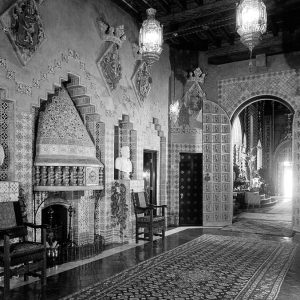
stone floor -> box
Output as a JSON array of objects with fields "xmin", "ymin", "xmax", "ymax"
[{"xmin": 2, "ymin": 198, "xmax": 300, "ymax": 300}]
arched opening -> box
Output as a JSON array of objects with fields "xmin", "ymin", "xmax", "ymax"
[
  {"xmin": 231, "ymin": 96, "xmax": 293, "ymax": 222},
  {"xmin": 42, "ymin": 204, "xmax": 68, "ymax": 245}
]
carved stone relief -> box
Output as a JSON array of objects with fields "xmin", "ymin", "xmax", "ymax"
[
  {"xmin": 132, "ymin": 61, "xmax": 152, "ymax": 105},
  {"xmin": 174, "ymin": 68, "xmax": 205, "ymax": 131},
  {"xmin": 98, "ymin": 43, "xmax": 122, "ymax": 93},
  {"xmin": 96, "ymin": 19, "xmax": 126, "ymax": 94},
  {"xmin": 0, "ymin": 0, "xmax": 46, "ymax": 65}
]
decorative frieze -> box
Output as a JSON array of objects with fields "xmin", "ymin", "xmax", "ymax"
[{"xmin": 0, "ymin": 48, "xmax": 107, "ymax": 112}]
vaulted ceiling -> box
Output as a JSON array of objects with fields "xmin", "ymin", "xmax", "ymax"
[{"xmin": 112, "ymin": 0, "xmax": 300, "ymax": 64}]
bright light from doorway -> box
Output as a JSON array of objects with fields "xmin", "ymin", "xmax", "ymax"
[{"xmin": 283, "ymin": 161, "xmax": 293, "ymax": 198}]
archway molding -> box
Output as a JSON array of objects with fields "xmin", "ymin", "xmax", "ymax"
[
  {"xmin": 222, "ymin": 91, "xmax": 299, "ymax": 231},
  {"xmin": 230, "ymin": 95, "xmax": 295, "ymax": 123}
]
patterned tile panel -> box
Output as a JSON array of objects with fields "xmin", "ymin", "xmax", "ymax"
[
  {"xmin": 15, "ymin": 111, "xmax": 34, "ymax": 223},
  {"xmin": 0, "ymin": 99, "xmax": 14, "ymax": 181},
  {"xmin": 0, "ymin": 181, "xmax": 19, "ymax": 202},
  {"xmin": 203, "ymin": 100, "xmax": 232, "ymax": 226},
  {"xmin": 219, "ymin": 70, "xmax": 297, "ymax": 118},
  {"xmin": 293, "ymin": 108, "xmax": 300, "ymax": 231}
]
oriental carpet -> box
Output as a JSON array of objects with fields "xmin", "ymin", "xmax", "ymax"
[
  {"xmin": 221, "ymin": 219, "xmax": 294, "ymax": 237},
  {"xmin": 61, "ymin": 234, "xmax": 297, "ymax": 300}
]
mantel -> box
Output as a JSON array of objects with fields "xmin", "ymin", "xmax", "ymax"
[{"xmin": 34, "ymin": 185, "xmax": 104, "ymax": 192}]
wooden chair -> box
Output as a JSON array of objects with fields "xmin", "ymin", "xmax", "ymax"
[
  {"xmin": 0, "ymin": 201, "xmax": 47, "ymax": 300},
  {"xmin": 132, "ymin": 192, "xmax": 167, "ymax": 243}
]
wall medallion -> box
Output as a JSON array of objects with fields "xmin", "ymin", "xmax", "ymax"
[
  {"xmin": 0, "ymin": 0, "xmax": 46, "ymax": 66},
  {"xmin": 132, "ymin": 61, "xmax": 152, "ymax": 105}
]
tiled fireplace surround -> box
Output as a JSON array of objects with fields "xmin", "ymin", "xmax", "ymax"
[
  {"xmin": 0, "ymin": 176, "xmax": 100, "ymax": 247},
  {"xmin": 34, "ymin": 190, "xmax": 96, "ymax": 245}
]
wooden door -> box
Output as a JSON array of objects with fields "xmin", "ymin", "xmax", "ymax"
[{"xmin": 179, "ymin": 153, "xmax": 203, "ymax": 225}]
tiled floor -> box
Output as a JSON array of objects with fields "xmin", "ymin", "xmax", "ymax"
[{"xmin": 2, "ymin": 198, "xmax": 300, "ymax": 300}]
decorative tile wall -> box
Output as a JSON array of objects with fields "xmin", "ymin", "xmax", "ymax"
[
  {"xmin": 77, "ymin": 190, "xmax": 94, "ymax": 244},
  {"xmin": 202, "ymin": 100, "xmax": 232, "ymax": 226},
  {"xmin": 293, "ymin": 108, "xmax": 300, "ymax": 231},
  {"xmin": 15, "ymin": 111, "xmax": 34, "ymax": 223},
  {"xmin": 0, "ymin": 181, "xmax": 19, "ymax": 202},
  {"xmin": 218, "ymin": 70, "xmax": 297, "ymax": 118},
  {"xmin": 0, "ymin": 98, "xmax": 14, "ymax": 181}
]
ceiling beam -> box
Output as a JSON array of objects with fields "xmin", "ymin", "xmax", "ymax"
[
  {"xmin": 222, "ymin": 27, "xmax": 235, "ymax": 45},
  {"xmin": 172, "ymin": 0, "xmax": 187, "ymax": 10},
  {"xmin": 194, "ymin": 0, "xmax": 204, "ymax": 6},
  {"xmin": 110, "ymin": 0, "xmax": 140, "ymax": 20},
  {"xmin": 207, "ymin": 30, "xmax": 300, "ymax": 64},
  {"xmin": 160, "ymin": 0, "xmax": 300, "ymax": 26},
  {"xmin": 160, "ymin": 0, "xmax": 236, "ymax": 25},
  {"xmin": 206, "ymin": 30, "xmax": 222, "ymax": 48},
  {"xmin": 139, "ymin": 0, "xmax": 169, "ymax": 13},
  {"xmin": 164, "ymin": 16, "xmax": 235, "ymax": 40},
  {"xmin": 207, "ymin": 33, "xmax": 283, "ymax": 56}
]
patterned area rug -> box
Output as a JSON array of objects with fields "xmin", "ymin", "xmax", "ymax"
[
  {"xmin": 221, "ymin": 219, "xmax": 294, "ymax": 237},
  {"xmin": 61, "ymin": 234, "xmax": 297, "ymax": 300}
]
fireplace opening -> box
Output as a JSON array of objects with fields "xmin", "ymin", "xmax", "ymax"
[{"xmin": 42, "ymin": 205, "xmax": 68, "ymax": 246}]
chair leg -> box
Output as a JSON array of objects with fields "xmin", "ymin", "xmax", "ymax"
[
  {"xmin": 24, "ymin": 262, "xmax": 29, "ymax": 281},
  {"xmin": 149, "ymin": 226, "xmax": 153, "ymax": 243},
  {"xmin": 4, "ymin": 260, "xmax": 10, "ymax": 300},
  {"xmin": 162, "ymin": 225, "xmax": 165, "ymax": 240},
  {"xmin": 41, "ymin": 251, "xmax": 47, "ymax": 286},
  {"xmin": 136, "ymin": 225, "xmax": 139, "ymax": 243}
]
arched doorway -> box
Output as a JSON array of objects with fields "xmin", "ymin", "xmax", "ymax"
[{"xmin": 231, "ymin": 96, "xmax": 294, "ymax": 222}]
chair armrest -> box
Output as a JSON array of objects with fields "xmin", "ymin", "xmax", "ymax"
[
  {"xmin": 0, "ymin": 226, "xmax": 24, "ymax": 238},
  {"xmin": 135, "ymin": 206, "xmax": 153, "ymax": 211},
  {"xmin": 24, "ymin": 222, "xmax": 47, "ymax": 229}
]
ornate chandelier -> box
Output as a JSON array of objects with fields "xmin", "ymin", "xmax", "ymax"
[
  {"xmin": 236, "ymin": 0, "xmax": 267, "ymax": 58},
  {"xmin": 139, "ymin": 8, "xmax": 163, "ymax": 64}
]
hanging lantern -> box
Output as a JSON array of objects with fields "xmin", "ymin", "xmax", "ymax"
[
  {"xmin": 236, "ymin": 0, "xmax": 267, "ymax": 56},
  {"xmin": 139, "ymin": 8, "xmax": 163, "ymax": 64}
]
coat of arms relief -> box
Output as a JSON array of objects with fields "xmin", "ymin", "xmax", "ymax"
[
  {"xmin": 96, "ymin": 19, "xmax": 126, "ymax": 94},
  {"xmin": 132, "ymin": 61, "xmax": 152, "ymax": 105},
  {"xmin": 0, "ymin": 0, "xmax": 46, "ymax": 66}
]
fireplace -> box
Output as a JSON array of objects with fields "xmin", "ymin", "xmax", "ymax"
[
  {"xmin": 42, "ymin": 204, "xmax": 68, "ymax": 246},
  {"xmin": 33, "ymin": 87, "xmax": 104, "ymax": 251}
]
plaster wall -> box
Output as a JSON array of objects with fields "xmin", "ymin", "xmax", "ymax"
[{"xmin": 0, "ymin": 0, "xmax": 170, "ymax": 243}]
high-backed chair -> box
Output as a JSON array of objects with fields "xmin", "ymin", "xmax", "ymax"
[
  {"xmin": 132, "ymin": 192, "xmax": 167, "ymax": 243},
  {"xmin": 0, "ymin": 201, "xmax": 47, "ymax": 300}
]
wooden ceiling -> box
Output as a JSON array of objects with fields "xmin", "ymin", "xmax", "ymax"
[{"xmin": 112, "ymin": 0, "xmax": 300, "ymax": 64}]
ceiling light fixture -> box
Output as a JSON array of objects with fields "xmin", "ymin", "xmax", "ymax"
[
  {"xmin": 236, "ymin": 0, "xmax": 267, "ymax": 66},
  {"xmin": 139, "ymin": 8, "xmax": 163, "ymax": 65}
]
